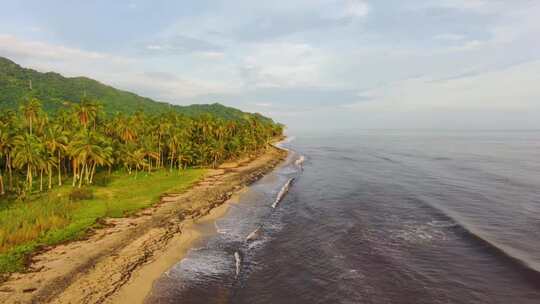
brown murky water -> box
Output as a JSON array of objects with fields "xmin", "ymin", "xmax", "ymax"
[{"xmin": 147, "ymin": 131, "xmax": 540, "ymax": 304}]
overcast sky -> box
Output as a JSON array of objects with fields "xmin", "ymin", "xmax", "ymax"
[{"xmin": 1, "ymin": 0, "xmax": 539, "ymax": 131}]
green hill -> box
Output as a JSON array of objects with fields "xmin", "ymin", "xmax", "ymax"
[{"xmin": 0, "ymin": 56, "xmax": 270, "ymax": 122}]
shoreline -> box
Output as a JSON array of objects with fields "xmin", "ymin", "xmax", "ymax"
[
  {"xmin": 0, "ymin": 144, "xmax": 287, "ymax": 304},
  {"xmin": 112, "ymin": 189, "xmax": 248, "ymax": 303}
]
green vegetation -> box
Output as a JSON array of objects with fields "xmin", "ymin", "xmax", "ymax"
[
  {"xmin": 0, "ymin": 56, "xmax": 284, "ymax": 274},
  {"xmin": 0, "ymin": 169, "xmax": 205, "ymax": 273},
  {"xmin": 0, "ymin": 56, "xmax": 275, "ymax": 122}
]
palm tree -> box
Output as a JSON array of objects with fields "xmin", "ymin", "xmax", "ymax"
[
  {"xmin": 177, "ymin": 143, "xmax": 194, "ymax": 169},
  {"xmin": 44, "ymin": 124, "xmax": 68, "ymax": 186},
  {"xmin": 117, "ymin": 144, "xmax": 146, "ymax": 175},
  {"xmin": 0, "ymin": 123, "xmax": 12, "ymax": 195},
  {"xmin": 73, "ymin": 98, "xmax": 100, "ymax": 129},
  {"xmin": 0, "ymin": 130, "xmax": 5, "ymax": 195},
  {"xmin": 114, "ymin": 115, "xmax": 136, "ymax": 144},
  {"xmin": 37, "ymin": 153, "xmax": 56, "ymax": 192},
  {"xmin": 20, "ymin": 98, "xmax": 42, "ymax": 135},
  {"xmin": 140, "ymin": 137, "xmax": 159, "ymax": 172},
  {"xmin": 0, "ymin": 110, "xmax": 18, "ymax": 191},
  {"xmin": 208, "ymin": 139, "xmax": 226, "ymax": 168},
  {"xmin": 68, "ymin": 131, "xmax": 111, "ymax": 187},
  {"xmin": 156, "ymin": 120, "xmax": 172, "ymax": 168},
  {"xmin": 12, "ymin": 133, "xmax": 44, "ymax": 192},
  {"xmin": 129, "ymin": 149, "xmax": 147, "ymax": 176},
  {"xmin": 1, "ymin": 96, "xmax": 283, "ymax": 195},
  {"xmin": 44, "ymin": 153, "xmax": 57, "ymax": 190}
]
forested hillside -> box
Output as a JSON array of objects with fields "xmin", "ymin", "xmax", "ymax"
[{"xmin": 0, "ymin": 56, "xmax": 264, "ymax": 122}]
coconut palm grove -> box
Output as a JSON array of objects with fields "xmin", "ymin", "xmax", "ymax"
[
  {"xmin": 0, "ymin": 97, "xmax": 283, "ymax": 195},
  {"xmin": 0, "ymin": 57, "xmax": 283, "ymax": 273}
]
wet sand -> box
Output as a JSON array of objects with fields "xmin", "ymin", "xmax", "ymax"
[{"xmin": 0, "ymin": 145, "xmax": 287, "ymax": 304}]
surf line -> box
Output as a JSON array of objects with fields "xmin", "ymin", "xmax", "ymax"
[{"xmin": 272, "ymin": 177, "xmax": 295, "ymax": 208}]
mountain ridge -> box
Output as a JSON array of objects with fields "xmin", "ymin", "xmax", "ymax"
[{"xmin": 0, "ymin": 56, "xmax": 267, "ymax": 122}]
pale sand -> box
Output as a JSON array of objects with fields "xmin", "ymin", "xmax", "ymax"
[
  {"xmin": 109, "ymin": 190, "xmax": 246, "ymax": 304},
  {"xmin": 0, "ymin": 145, "xmax": 287, "ymax": 304}
]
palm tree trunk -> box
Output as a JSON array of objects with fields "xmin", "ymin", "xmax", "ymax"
[
  {"xmin": 58, "ymin": 151, "xmax": 62, "ymax": 186},
  {"xmin": 6, "ymin": 155, "xmax": 13, "ymax": 190},
  {"xmin": 48, "ymin": 164, "xmax": 52, "ymax": 190},
  {"xmin": 40, "ymin": 169, "xmax": 43, "ymax": 192},
  {"xmin": 79, "ymin": 163, "xmax": 85, "ymax": 188},
  {"xmin": 27, "ymin": 164, "xmax": 32, "ymax": 192},
  {"xmin": 158, "ymin": 136, "xmax": 161, "ymax": 168},
  {"xmin": 89, "ymin": 163, "xmax": 93, "ymax": 184},
  {"xmin": 84, "ymin": 162, "xmax": 90, "ymax": 184},
  {"xmin": 0, "ymin": 169, "xmax": 4, "ymax": 195},
  {"xmin": 170, "ymin": 152, "xmax": 175, "ymax": 171},
  {"xmin": 90, "ymin": 163, "xmax": 96, "ymax": 184},
  {"xmin": 72, "ymin": 161, "xmax": 78, "ymax": 187}
]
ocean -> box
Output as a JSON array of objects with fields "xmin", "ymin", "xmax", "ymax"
[{"xmin": 146, "ymin": 130, "xmax": 540, "ymax": 303}]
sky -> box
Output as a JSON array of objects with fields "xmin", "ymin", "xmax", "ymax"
[{"xmin": 1, "ymin": 0, "xmax": 539, "ymax": 131}]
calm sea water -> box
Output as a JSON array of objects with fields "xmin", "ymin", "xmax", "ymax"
[{"xmin": 146, "ymin": 130, "xmax": 540, "ymax": 304}]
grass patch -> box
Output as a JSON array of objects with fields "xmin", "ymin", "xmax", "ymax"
[
  {"xmin": 69, "ymin": 187, "xmax": 94, "ymax": 201},
  {"xmin": 0, "ymin": 168, "xmax": 205, "ymax": 274}
]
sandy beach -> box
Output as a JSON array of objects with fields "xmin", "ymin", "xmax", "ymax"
[{"xmin": 0, "ymin": 145, "xmax": 287, "ymax": 304}]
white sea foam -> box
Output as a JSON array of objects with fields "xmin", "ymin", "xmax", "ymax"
[
  {"xmin": 172, "ymin": 250, "xmax": 232, "ymax": 282},
  {"xmin": 214, "ymin": 221, "xmax": 230, "ymax": 234},
  {"xmin": 247, "ymin": 238, "xmax": 266, "ymax": 250},
  {"xmin": 282, "ymin": 136, "xmax": 296, "ymax": 143}
]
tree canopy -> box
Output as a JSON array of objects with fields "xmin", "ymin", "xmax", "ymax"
[{"xmin": 0, "ymin": 97, "xmax": 283, "ymax": 198}]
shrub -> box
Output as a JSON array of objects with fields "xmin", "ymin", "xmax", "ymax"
[
  {"xmin": 69, "ymin": 188, "xmax": 94, "ymax": 201},
  {"xmin": 93, "ymin": 174, "xmax": 112, "ymax": 187}
]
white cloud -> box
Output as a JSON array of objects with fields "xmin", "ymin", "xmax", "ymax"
[
  {"xmin": 255, "ymin": 102, "xmax": 272, "ymax": 107},
  {"xmin": 434, "ymin": 33, "xmax": 465, "ymax": 41},
  {"xmin": 240, "ymin": 42, "xmax": 332, "ymax": 89},
  {"xmin": 195, "ymin": 51, "xmax": 225, "ymax": 60},
  {"xmin": 0, "ymin": 34, "xmax": 240, "ymax": 102},
  {"xmin": 438, "ymin": 0, "xmax": 488, "ymax": 10},
  {"xmin": 346, "ymin": 60, "xmax": 540, "ymax": 113},
  {"xmin": 447, "ymin": 40, "xmax": 485, "ymax": 52},
  {"xmin": 146, "ymin": 44, "xmax": 163, "ymax": 50},
  {"xmin": 320, "ymin": 0, "xmax": 370, "ymax": 20},
  {"xmin": 111, "ymin": 72, "xmax": 240, "ymax": 101},
  {"xmin": 489, "ymin": 2, "xmax": 540, "ymax": 44},
  {"xmin": 0, "ymin": 34, "xmax": 109, "ymax": 62},
  {"xmin": 344, "ymin": 0, "xmax": 370, "ymax": 18}
]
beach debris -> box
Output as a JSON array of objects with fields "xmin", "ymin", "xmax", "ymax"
[
  {"xmin": 234, "ymin": 251, "xmax": 242, "ymax": 278},
  {"xmin": 295, "ymin": 155, "xmax": 305, "ymax": 169},
  {"xmin": 246, "ymin": 226, "xmax": 262, "ymax": 242},
  {"xmin": 272, "ymin": 178, "xmax": 295, "ymax": 208}
]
